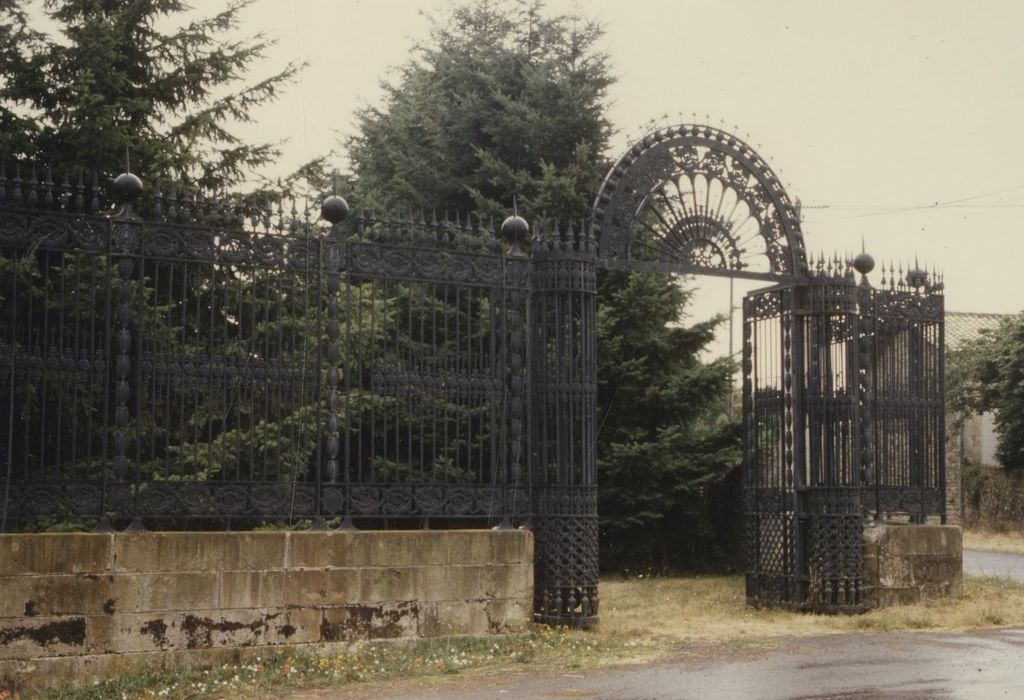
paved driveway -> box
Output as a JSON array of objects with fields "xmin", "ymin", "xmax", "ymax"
[{"xmin": 964, "ymin": 548, "xmax": 1024, "ymax": 582}]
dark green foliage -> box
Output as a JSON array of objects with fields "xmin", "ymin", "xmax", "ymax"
[
  {"xmin": 0, "ymin": 0, "xmax": 297, "ymax": 189},
  {"xmin": 949, "ymin": 315, "xmax": 1024, "ymax": 469},
  {"xmin": 596, "ymin": 271, "xmax": 740, "ymax": 571},
  {"xmin": 347, "ymin": 0, "xmax": 611, "ymax": 221}
]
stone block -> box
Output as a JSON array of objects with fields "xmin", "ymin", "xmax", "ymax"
[
  {"xmin": 0, "ymin": 534, "xmax": 111, "ymax": 576},
  {"xmin": 260, "ymin": 570, "xmax": 286, "ymax": 608},
  {"xmin": 217, "ymin": 570, "xmax": 263, "ymax": 610},
  {"xmin": 0, "ymin": 574, "xmax": 113, "ymax": 619},
  {"xmin": 178, "ymin": 609, "xmax": 285, "ymax": 650},
  {"xmin": 360, "ymin": 566, "xmax": 418, "ymax": 603},
  {"xmin": 110, "ymin": 572, "xmax": 219, "ymax": 613},
  {"xmin": 263, "ymin": 607, "xmax": 322, "ymax": 645},
  {"xmin": 217, "ymin": 570, "xmax": 289, "ymax": 609},
  {"xmin": 87, "ymin": 611, "xmax": 183, "ymax": 654},
  {"xmin": 418, "ymin": 600, "xmax": 489, "ymax": 637},
  {"xmin": 443, "ymin": 531, "xmax": 496, "ymax": 565},
  {"xmin": 320, "ymin": 602, "xmax": 418, "ymax": 642},
  {"xmin": 289, "ymin": 532, "xmax": 351, "ymax": 568},
  {"xmin": 283, "ymin": 568, "xmax": 361, "ymax": 606},
  {"xmin": 364, "ymin": 532, "xmax": 433, "ymax": 567},
  {"xmin": 492, "ymin": 530, "xmax": 533, "ymax": 563},
  {"xmin": 907, "ymin": 555, "xmax": 962, "ymax": 586},
  {"xmin": 484, "ymin": 598, "xmax": 531, "ymax": 633},
  {"xmin": 862, "ymin": 523, "xmax": 963, "ymax": 608},
  {"xmin": 494, "ymin": 563, "xmax": 534, "ymax": 600},
  {"xmin": 0, "ymin": 615, "xmax": 88, "ymax": 660},
  {"xmin": 877, "ymin": 557, "xmax": 912, "ymax": 587},
  {"xmin": 113, "ymin": 533, "xmax": 287, "ymax": 573},
  {"xmin": 416, "ymin": 564, "xmax": 490, "ymax": 601}
]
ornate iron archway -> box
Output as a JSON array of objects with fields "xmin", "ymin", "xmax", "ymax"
[
  {"xmin": 591, "ymin": 124, "xmax": 809, "ymax": 281},
  {"xmin": 591, "ymin": 124, "xmax": 945, "ymax": 612}
]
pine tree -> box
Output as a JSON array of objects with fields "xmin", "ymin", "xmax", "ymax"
[
  {"xmin": 347, "ymin": 0, "xmax": 741, "ymax": 570},
  {"xmin": 347, "ymin": 0, "xmax": 611, "ymax": 220},
  {"xmin": 0, "ymin": 0, "xmax": 297, "ymax": 189},
  {"xmin": 597, "ymin": 271, "xmax": 740, "ymax": 571}
]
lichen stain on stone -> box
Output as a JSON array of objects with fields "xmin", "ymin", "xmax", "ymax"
[
  {"xmin": 0, "ymin": 617, "xmax": 86, "ymax": 647},
  {"xmin": 103, "ymin": 598, "xmax": 116, "ymax": 615},
  {"xmin": 278, "ymin": 623, "xmax": 296, "ymax": 638},
  {"xmin": 181, "ymin": 612, "xmax": 280, "ymax": 650},
  {"xmin": 319, "ymin": 603, "xmax": 418, "ymax": 642},
  {"xmin": 141, "ymin": 619, "xmax": 169, "ymax": 648}
]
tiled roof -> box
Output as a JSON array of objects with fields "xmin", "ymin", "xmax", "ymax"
[{"xmin": 945, "ymin": 311, "xmax": 1018, "ymax": 348}]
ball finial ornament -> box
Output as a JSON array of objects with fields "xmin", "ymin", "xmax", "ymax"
[
  {"xmin": 852, "ymin": 251, "xmax": 875, "ymax": 275},
  {"xmin": 321, "ymin": 194, "xmax": 349, "ymax": 224},
  {"xmin": 111, "ymin": 172, "xmax": 143, "ymax": 205},
  {"xmin": 907, "ymin": 266, "xmax": 928, "ymax": 289},
  {"xmin": 500, "ymin": 214, "xmax": 529, "ymax": 245}
]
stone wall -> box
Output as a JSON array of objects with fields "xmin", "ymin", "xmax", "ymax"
[
  {"xmin": 862, "ymin": 523, "xmax": 962, "ymax": 607},
  {"xmin": 0, "ymin": 530, "xmax": 532, "ymax": 689},
  {"xmin": 946, "ymin": 414, "xmax": 963, "ymax": 523}
]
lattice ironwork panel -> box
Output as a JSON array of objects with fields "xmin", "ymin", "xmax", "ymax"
[{"xmin": 803, "ymin": 487, "xmax": 864, "ymax": 610}]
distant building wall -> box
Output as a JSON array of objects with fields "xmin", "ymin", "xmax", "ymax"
[
  {"xmin": 962, "ymin": 411, "xmax": 1000, "ymax": 468},
  {"xmin": 947, "ymin": 410, "xmax": 1005, "ymax": 525},
  {"xmin": 0, "ymin": 530, "xmax": 533, "ymax": 690}
]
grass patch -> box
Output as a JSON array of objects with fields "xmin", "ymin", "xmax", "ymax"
[
  {"xmin": 18, "ymin": 575, "xmax": 1024, "ymax": 700},
  {"xmin": 597, "ymin": 574, "xmax": 1024, "ymax": 640},
  {"xmin": 22, "ymin": 626, "xmax": 668, "ymax": 700},
  {"xmin": 963, "ymin": 528, "xmax": 1024, "ymax": 555}
]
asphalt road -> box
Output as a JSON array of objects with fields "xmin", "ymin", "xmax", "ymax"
[
  {"xmin": 349, "ymin": 628, "xmax": 1024, "ymax": 700},
  {"xmin": 963, "ymin": 549, "xmax": 1024, "ymax": 582}
]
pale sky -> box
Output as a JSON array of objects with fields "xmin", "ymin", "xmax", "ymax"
[{"xmin": 33, "ymin": 0, "xmax": 1024, "ymax": 354}]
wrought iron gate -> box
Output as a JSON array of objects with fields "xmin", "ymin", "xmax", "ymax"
[
  {"xmin": 742, "ymin": 267, "xmax": 945, "ymax": 611},
  {"xmin": 589, "ymin": 122, "xmax": 946, "ymax": 613}
]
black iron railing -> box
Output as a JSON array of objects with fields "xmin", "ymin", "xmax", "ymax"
[{"xmin": 0, "ymin": 165, "xmax": 599, "ymax": 626}]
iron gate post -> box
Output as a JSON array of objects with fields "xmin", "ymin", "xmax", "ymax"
[{"xmin": 528, "ymin": 221, "xmax": 599, "ymax": 628}]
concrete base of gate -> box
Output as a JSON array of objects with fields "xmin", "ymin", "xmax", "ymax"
[{"xmin": 862, "ymin": 522, "xmax": 963, "ymax": 607}]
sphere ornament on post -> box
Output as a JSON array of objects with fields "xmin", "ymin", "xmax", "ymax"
[
  {"xmin": 906, "ymin": 265, "xmax": 928, "ymax": 290},
  {"xmin": 321, "ymin": 194, "xmax": 350, "ymax": 226},
  {"xmin": 853, "ymin": 247, "xmax": 875, "ymax": 288},
  {"xmin": 500, "ymin": 214, "xmax": 529, "ymax": 251},
  {"xmin": 111, "ymin": 171, "xmax": 143, "ymax": 220}
]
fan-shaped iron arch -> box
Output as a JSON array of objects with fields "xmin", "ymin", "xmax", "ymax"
[{"xmin": 591, "ymin": 124, "xmax": 809, "ymax": 281}]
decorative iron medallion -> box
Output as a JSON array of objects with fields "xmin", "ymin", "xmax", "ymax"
[{"xmin": 592, "ymin": 124, "xmax": 809, "ymax": 279}]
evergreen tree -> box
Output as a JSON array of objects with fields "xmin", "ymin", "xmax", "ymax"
[
  {"xmin": 347, "ymin": 0, "xmax": 610, "ymax": 220},
  {"xmin": 597, "ymin": 272, "xmax": 740, "ymax": 571},
  {"xmin": 0, "ymin": 0, "xmax": 297, "ymax": 189},
  {"xmin": 347, "ymin": 0, "xmax": 741, "ymax": 570}
]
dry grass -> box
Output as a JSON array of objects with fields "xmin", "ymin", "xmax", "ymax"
[
  {"xmin": 597, "ymin": 574, "xmax": 1024, "ymax": 639},
  {"xmin": 963, "ymin": 529, "xmax": 1024, "ymax": 555}
]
